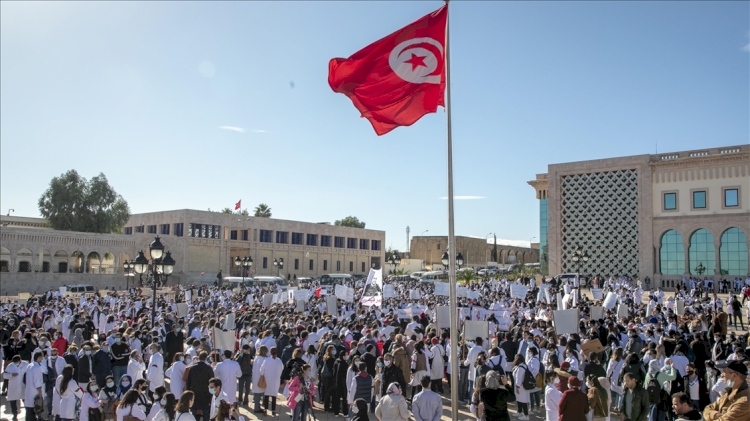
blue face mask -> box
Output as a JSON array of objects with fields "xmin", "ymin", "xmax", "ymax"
[
  {"xmin": 209, "ymin": 387, "xmax": 215, "ymax": 395},
  {"xmin": 306, "ymin": 371, "xmax": 312, "ymax": 377}
]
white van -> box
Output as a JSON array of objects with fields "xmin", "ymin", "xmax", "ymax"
[
  {"xmin": 252, "ymin": 276, "xmax": 289, "ymax": 290},
  {"xmin": 320, "ymin": 274, "xmax": 353, "ymax": 292},
  {"xmin": 222, "ymin": 277, "xmax": 252, "ymax": 288},
  {"xmin": 419, "ymin": 271, "xmax": 449, "ymax": 284},
  {"xmin": 410, "ymin": 271, "xmax": 426, "ymax": 280}
]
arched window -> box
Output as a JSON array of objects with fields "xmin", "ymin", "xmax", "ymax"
[
  {"xmin": 660, "ymin": 230, "xmax": 684, "ymax": 275},
  {"xmin": 689, "ymin": 229, "xmax": 716, "ymax": 275},
  {"xmin": 720, "ymin": 228, "xmax": 748, "ymax": 276}
]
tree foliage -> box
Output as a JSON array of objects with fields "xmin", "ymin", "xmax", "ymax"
[
  {"xmin": 334, "ymin": 216, "xmax": 366, "ymax": 228},
  {"xmin": 220, "ymin": 208, "xmax": 233, "ymax": 214},
  {"xmin": 38, "ymin": 170, "xmax": 130, "ymax": 233},
  {"xmin": 458, "ymin": 268, "xmax": 477, "ymax": 284},
  {"xmin": 254, "ymin": 203, "xmax": 272, "ymax": 218}
]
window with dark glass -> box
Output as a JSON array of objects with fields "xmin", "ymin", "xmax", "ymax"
[
  {"xmin": 336, "ymin": 261, "xmax": 341, "ymax": 271},
  {"xmin": 371, "ymin": 240, "xmax": 381, "ymax": 251},
  {"xmin": 361, "ymin": 262, "xmax": 365, "ymax": 272},
  {"xmin": 292, "ymin": 232, "xmax": 303, "ymax": 245},
  {"xmin": 307, "ymin": 234, "xmax": 318, "ymax": 246},
  {"xmin": 323, "ymin": 260, "xmax": 328, "ymax": 271},
  {"xmin": 309, "ymin": 259, "xmax": 314, "ymax": 270},
  {"xmin": 276, "ymin": 231, "xmax": 288, "ymax": 244},
  {"xmin": 230, "ymin": 230, "xmax": 238, "ymax": 240},
  {"xmin": 136, "ymin": 225, "xmax": 145, "ymax": 233},
  {"xmin": 124, "ymin": 227, "xmax": 133, "ymax": 235},
  {"xmin": 263, "ymin": 257, "xmax": 268, "ymax": 269},
  {"xmin": 693, "ymin": 191, "xmax": 706, "ymax": 209},
  {"xmin": 160, "ymin": 224, "xmax": 170, "ymax": 235},
  {"xmin": 334, "ymin": 237, "xmax": 345, "ymax": 248},
  {"xmin": 173, "ymin": 223, "xmax": 184, "ymax": 237},
  {"xmin": 242, "ymin": 230, "xmax": 249, "ymax": 241},
  {"xmin": 321, "ymin": 236, "xmax": 331, "ymax": 247},
  {"xmin": 359, "ymin": 239, "xmax": 369, "ymax": 250},
  {"xmin": 147, "ymin": 225, "xmax": 157, "ymax": 234},
  {"xmin": 349, "ymin": 261, "xmax": 353, "ymax": 271},
  {"xmin": 725, "ymin": 189, "xmax": 739, "ymax": 207},
  {"xmin": 260, "ymin": 230, "xmax": 273, "ymax": 243},
  {"xmin": 347, "ymin": 238, "xmax": 357, "ymax": 249},
  {"xmin": 663, "ymin": 193, "xmax": 676, "ymax": 210},
  {"xmin": 295, "ymin": 259, "xmax": 299, "ymax": 270}
]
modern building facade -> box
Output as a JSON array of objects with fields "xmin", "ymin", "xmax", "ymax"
[
  {"xmin": 528, "ymin": 145, "xmax": 749, "ymax": 287},
  {"xmin": 0, "ymin": 209, "xmax": 385, "ymax": 295},
  {"xmin": 409, "ymin": 235, "xmax": 538, "ymax": 270}
]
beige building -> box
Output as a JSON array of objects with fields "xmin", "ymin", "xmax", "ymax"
[
  {"xmin": 0, "ymin": 209, "xmax": 385, "ymax": 294},
  {"xmin": 409, "ymin": 236, "xmax": 538, "ymax": 270},
  {"xmin": 528, "ymin": 145, "xmax": 749, "ymax": 288}
]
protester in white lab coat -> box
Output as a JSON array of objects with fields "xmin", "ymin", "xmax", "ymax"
[
  {"xmin": 24, "ymin": 352, "xmax": 47, "ymax": 421},
  {"xmin": 213, "ymin": 349, "xmax": 243, "ymax": 404},
  {"xmin": 165, "ymin": 352, "xmax": 187, "ymax": 398},
  {"xmin": 128, "ymin": 350, "xmax": 146, "ymax": 382},
  {"xmin": 80, "ymin": 380, "xmax": 103, "ymax": 421},
  {"xmin": 512, "ymin": 355, "xmax": 531, "ymax": 420},
  {"xmin": 259, "ymin": 347, "xmax": 284, "ymax": 415},
  {"xmin": 3, "ymin": 356, "xmax": 29, "ymax": 420},
  {"xmin": 55, "ymin": 364, "xmax": 84, "ymax": 421},
  {"xmin": 146, "ymin": 344, "xmax": 164, "ymax": 393}
]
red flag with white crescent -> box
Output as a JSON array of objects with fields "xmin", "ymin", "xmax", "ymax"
[{"xmin": 328, "ymin": 6, "xmax": 447, "ymax": 136}]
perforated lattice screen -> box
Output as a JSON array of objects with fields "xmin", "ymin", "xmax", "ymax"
[{"xmin": 560, "ymin": 170, "xmax": 639, "ymax": 276}]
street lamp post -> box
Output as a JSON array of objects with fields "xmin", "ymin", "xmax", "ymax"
[
  {"xmin": 273, "ymin": 258, "xmax": 284, "ymax": 277},
  {"xmin": 695, "ymin": 262, "xmax": 706, "ymax": 276},
  {"xmin": 441, "ymin": 250, "xmax": 464, "ymax": 271},
  {"xmin": 132, "ymin": 236, "xmax": 176, "ymax": 329},
  {"xmin": 420, "ymin": 230, "xmax": 429, "ymax": 270},
  {"xmin": 242, "ymin": 256, "xmax": 253, "ymax": 283},
  {"xmin": 570, "ymin": 245, "xmax": 590, "ymax": 276}
]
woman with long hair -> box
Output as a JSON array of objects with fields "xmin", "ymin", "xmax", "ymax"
[
  {"xmin": 288, "ymin": 364, "xmax": 316, "ymax": 421},
  {"xmin": 116, "ymin": 389, "xmax": 147, "ymax": 421},
  {"xmin": 252, "ymin": 345, "xmax": 268, "ymax": 413},
  {"xmin": 320, "ymin": 345, "xmax": 337, "ymax": 412},
  {"xmin": 175, "ymin": 391, "xmax": 197, "ymax": 421},
  {"xmin": 165, "ymin": 353, "xmax": 186, "ymax": 398},
  {"xmin": 146, "ymin": 386, "xmax": 167, "ymax": 421},
  {"xmin": 607, "ymin": 347, "xmax": 625, "ymax": 412},
  {"xmin": 301, "ymin": 345, "xmax": 318, "ymax": 384},
  {"xmin": 55, "ymin": 364, "xmax": 84, "ymax": 421},
  {"xmin": 133, "ymin": 378, "xmax": 152, "ymax": 415},
  {"xmin": 81, "ymin": 380, "xmax": 103, "ymax": 421},
  {"xmin": 409, "ymin": 341, "xmax": 432, "ymax": 396},
  {"xmin": 470, "ymin": 375, "xmax": 487, "ymax": 420},
  {"xmin": 586, "ymin": 375, "xmax": 609, "ymax": 421},
  {"xmin": 255, "ymin": 330, "xmax": 276, "ymax": 350},
  {"xmin": 152, "ymin": 392, "xmax": 177, "ymax": 421},
  {"xmin": 512, "ymin": 354, "xmax": 530, "ymax": 420}
]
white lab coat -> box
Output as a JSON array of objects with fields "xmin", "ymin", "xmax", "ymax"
[
  {"xmin": 165, "ymin": 360, "xmax": 186, "ymax": 397},
  {"xmin": 259, "ymin": 356, "xmax": 284, "ymax": 397},
  {"xmin": 146, "ymin": 352, "xmax": 164, "ymax": 392},
  {"xmin": 214, "ymin": 359, "xmax": 243, "ymax": 404},
  {"xmin": 251, "ymin": 356, "xmax": 266, "ymax": 394},
  {"xmin": 24, "ymin": 361, "xmax": 46, "ymax": 408},
  {"xmin": 80, "ymin": 391, "xmax": 101, "ymax": 421},
  {"xmin": 128, "ymin": 358, "xmax": 146, "ymax": 382},
  {"xmin": 55, "ymin": 377, "xmax": 83, "ymax": 419},
  {"xmin": 116, "ymin": 403, "xmax": 147, "ymax": 421},
  {"xmin": 2, "ymin": 361, "xmax": 28, "ymax": 401},
  {"xmin": 545, "ymin": 383, "xmax": 562, "ymax": 421},
  {"xmin": 513, "ymin": 364, "xmax": 530, "ymax": 403},
  {"xmin": 429, "ymin": 344, "xmax": 445, "ymax": 381}
]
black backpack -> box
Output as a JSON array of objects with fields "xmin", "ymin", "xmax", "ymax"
[
  {"xmin": 519, "ymin": 364, "xmax": 536, "ymax": 390},
  {"xmin": 488, "ymin": 354, "xmax": 504, "ymax": 373},
  {"xmin": 646, "ymin": 378, "xmax": 669, "ymax": 409}
]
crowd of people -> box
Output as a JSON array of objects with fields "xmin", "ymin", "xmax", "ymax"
[{"xmin": 1, "ymin": 272, "xmax": 750, "ymax": 421}]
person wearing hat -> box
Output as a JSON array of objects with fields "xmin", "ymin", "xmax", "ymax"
[
  {"xmin": 554, "ymin": 362, "xmax": 575, "ymax": 392},
  {"xmin": 703, "ymin": 360, "xmax": 750, "ymax": 420},
  {"xmin": 559, "ymin": 376, "xmax": 589, "ymax": 421}
]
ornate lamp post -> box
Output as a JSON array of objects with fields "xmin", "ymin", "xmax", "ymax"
[
  {"xmin": 133, "ymin": 236, "xmax": 176, "ymax": 328},
  {"xmin": 273, "ymin": 258, "xmax": 284, "ymax": 277},
  {"xmin": 441, "ymin": 250, "xmax": 464, "ymax": 270},
  {"xmin": 571, "ymin": 245, "xmax": 590, "ymax": 275},
  {"xmin": 695, "ymin": 262, "xmax": 706, "ymax": 276},
  {"xmin": 388, "ymin": 251, "xmax": 401, "ymax": 273}
]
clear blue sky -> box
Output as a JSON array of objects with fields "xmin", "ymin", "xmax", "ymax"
[{"xmin": 2, "ymin": 1, "xmax": 748, "ymax": 251}]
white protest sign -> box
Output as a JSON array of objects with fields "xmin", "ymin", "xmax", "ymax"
[
  {"xmin": 262, "ymin": 294, "xmax": 274, "ymax": 307},
  {"xmin": 456, "ymin": 286, "xmax": 468, "ymax": 298},
  {"xmin": 59, "ymin": 287, "xmax": 67, "ymax": 296},
  {"xmin": 409, "ymin": 290, "xmax": 422, "ymax": 300},
  {"xmin": 360, "ymin": 268, "xmax": 383, "ymax": 307},
  {"xmin": 436, "ymin": 306, "xmax": 450, "ymax": 330},
  {"xmin": 294, "ymin": 289, "xmax": 309, "ymax": 302},
  {"xmin": 345, "ymin": 287, "xmax": 355, "ymax": 302},
  {"xmin": 335, "ymin": 284, "xmax": 347, "ymax": 298},
  {"xmin": 510, "ymin": 284, "xmax": 528, "ymax": 299},
  {"xmin": 467, "ymin": 290, "xmax": 480, "ymax": 300},
  {"xmin": 676, "ymin": 300, "xmax": 685, "ymax": 316},
  {"xmin": 591, "ymin": 288, "xmax": 603, "ymax": 301},
  {"xmin": 246, "ymin": 294, "xmax": 254, "ymax": 305},
  {"xmin": 617, "ymin": 304, "xmax": 629, "ymax": 319},
  {"xmin": 185, "ymin": 289, "xmax": 192, "ymax": 303},
  {"xmin": 383, "ymin": 285, "xmax": 395, "ymax": 299},
  {"xmin": 590, "ymin": 306, "xmax": 603, "ymax": 320},
  {"xmin": 296, "ymin": 299, "xmax": 305, "ymax": 313},
  {"xmin": 434, "ymin": 282, "xmax": 449, "ymax": 297},
  {"xmin": 463, "ymin": 320, "xmax": 489, "ymax": 344},
  {"xmin": 397, "ymin": 308, "xmax": 413, "ymax": 320},
  {"xmin": 224, "ymin": 313, "xmax": 235, "ymax": 330},
  {"xmin": 603, "ymin": 292, "xmax": 618, "ymax": 310},
  {"xmin": 326, "ymin": 295, "xmax": 338, "ymax": 316},
  {"xmin": 176, "ymin": 303, "xmax": 188, "ymax": 318},
  {"xmin": 557, "ymin": 292, "xmax": 563, "ymax": 310},
  {"xmin": 552, "ymin": 309, "xmax": 579, "ymax": 335},
  {"xmin": 212, "ymin": 328, "xmax": 236, "ymax": 351}
]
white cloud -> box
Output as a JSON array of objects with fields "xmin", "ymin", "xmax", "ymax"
[
  {"xmin": 438, "ymin": 196, "xmax": 485, "ymax": 200},
  {"xmin": 743, "ymin": 43, "xmax": 750, "ymax": 52},
  {"xmin": 251, "ymin": 129, "xmax": 267, "ymax": 133},
  {"xmin": 218, "ymin": 126, "xmax": 245, "ymax": 133},
  {"xmin": 486, "ymin": 238, "xmax": 534, "ymax": 248}
]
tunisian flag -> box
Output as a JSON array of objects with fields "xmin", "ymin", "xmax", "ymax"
[
  {"xmin": 328, "ymin": 6, "xmax": 447, "ymax": 136},
  {"xmin": 234, "ymin": 200, "xmax": 241, "ymax": 211}
]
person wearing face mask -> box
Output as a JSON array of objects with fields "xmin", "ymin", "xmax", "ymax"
[
  {"xmin": 151, "ymin": 392, "xmax": 176, "ymax": 421},
  {"xmin": 2, "ymin": 355, "xmax": 28, "ymax": 421},
  {"xmin": 165, "ymin": 352, "xmax": 187, "ymax": 398},
  {"xmin": 93, "ymin": 342, "xmax": 113, "ymax": 388},
  {"xmin": 544, "ymin": 371, "xmax": 563, "ymax": 421},
  {"xmin": 703, "ymin": 360, "xmax": 750, "ymax": 420},
  {"xmin": 683, "ymin": 362, "xmax": 709, "ymax": 411},
  {"xmin": 380, "ymin": 354, "xmax": 406, "ymax": 400},
  {"xmin": 44, "ymin": 348, "xmax": 66, "ymax": 415},
  {"xmin": 288, "ymin": 364, "xmax": 316, "ymax": 421},
  {"xmin": 147, "ymin": 344, "xmax": 165, "ymax": 394},
  {"xmin": 111, "ymin": 334, "xmax": 131, "ymax": 384},
  {"xmin": 128, "ymin": 350, "xmax": 146, "ymax": 384},
  {"xmin": 99, "ymin": 375, "xmax": 120, "ymax": 420},
  {"xmin": 164, "ymin": 323, "xmax": 184, "ymax": 368},
  {"xmin": 80, "ymin": 380, "xmax": 102, "ymax": 421},
  {"xmin": 146, "ymin": 386, "xmax": 167, "ymax": 421}
]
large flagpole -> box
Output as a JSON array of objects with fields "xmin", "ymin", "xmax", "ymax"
[{"xmin": 444, "ymin": 1, "xmax": 460, "ymax": 420}]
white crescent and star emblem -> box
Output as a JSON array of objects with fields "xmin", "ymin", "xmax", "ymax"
[{"xmin": 388, "ymin": 37, "xmax": 443, "ymax": 84}]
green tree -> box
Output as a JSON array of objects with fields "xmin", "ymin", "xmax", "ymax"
[
  {"xmin": 254, "ymin": 203, "xmax": 272, "ymax": 218},
  {"xmin": 334, "ymin": 216, "xmax": 366, "ymax": 228},
  {"xmin": 220, "ymin": 208, "xmax": 233, "ymax": 214},
  {"xmin": 239, "ymin": 209, "xmax": 249, "ymax": 216},
  {"xmin": 385, "ymin": 248, "xmax": 400, "ymax": 263},
  {"xmin": 458, "ymin": 268, "xmax": 477, "ymax": 284},
  {"xmin": 38, "ymin": 170, "xmax": 130, "ymax": 233}
]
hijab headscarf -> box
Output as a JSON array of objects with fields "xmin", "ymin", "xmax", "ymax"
[
  {"xmin": 117, "ymin": 375, "xmax": 133, "ymax": 396},
  {"xmin": 386, "ymin": 382, "xmax": 401, "ymax": 395},
  {"xmin": 648, "ymin": 359, "xmax": 660, "ymax": 376}
]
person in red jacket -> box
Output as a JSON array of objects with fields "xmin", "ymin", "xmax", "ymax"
[{"xmin": 558, "ymin": 377, "xmax": 589, "ymax": 421}]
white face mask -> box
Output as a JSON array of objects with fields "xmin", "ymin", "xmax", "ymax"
[
  {"xmin": 352, "ymin": 407, "xmax": 359, "ymax": 414},
  {"xmin": 553, "ymin": 378, "xmax": 560, "ymax": 385},
  {"xmin": 384, "ymin": 360, "xmax": 391, "ymax": 367}
]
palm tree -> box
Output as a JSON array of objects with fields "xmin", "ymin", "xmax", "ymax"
[
  {"xmin": 458, "ymin": 268, "xmax": 476, "ymax": 285},
  {"xmin": 254, "ymin": 203, "xmax": 272, "ymax": 218}
]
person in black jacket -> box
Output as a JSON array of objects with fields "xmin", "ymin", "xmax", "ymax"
[
  {"xmin": 235, "ymin": 345, "xmax": 253, "ymax": 406},
  {"xmin": 185, "ymin": 351, "xmax": 215, "ymax": 421},
  {"xmin": 332, "ymin": 353, "xmax": 351, "ymax": 417},
  {"xmin": 319, "ymin": 345, "xmax": 337, "ymax": 412},
  {"xmin": 78, "ymin": 344, "xmax": 96, "ymax": 384},
  {"xmin": 92, "ymin": 342, "xmax": 113, "ymax": 388},
  {"xmin": 582, "ymin": 351, "xmax": 607, "ymax": 381},
  {"xmin": 281, "ymin": 348, "xmax": 305, "ymax": 383},
  {"xmin": 164, "ymin": 323, "xmax": 185, "ymax": 366},
  {"xmin": 380, "ymin": 353, "xmax": 406, "ymax": 397},
  {"xmin": 280, "ymin": 338, "xmax": 299, "ymax": 366}
]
